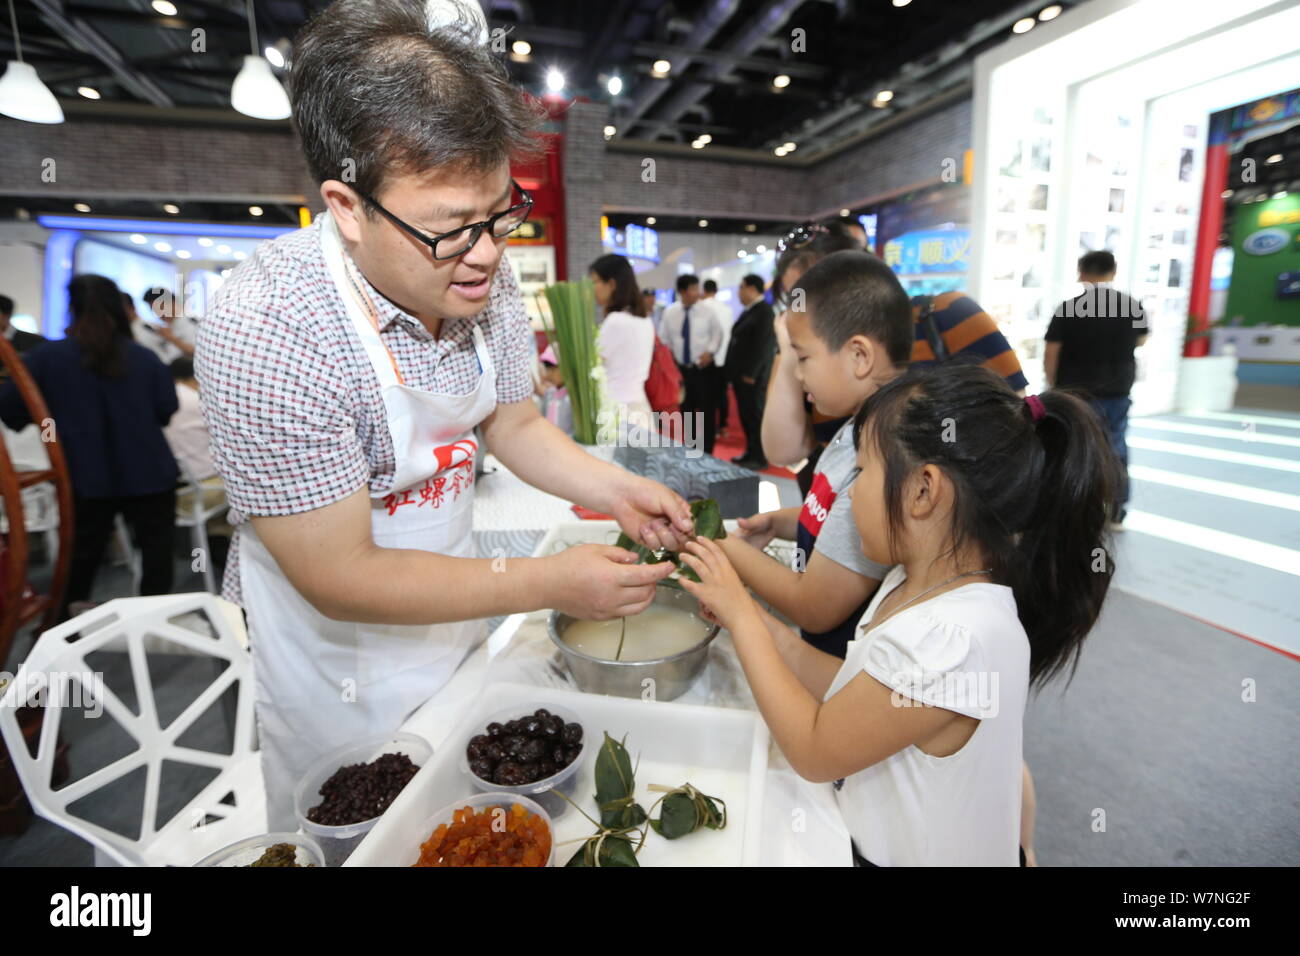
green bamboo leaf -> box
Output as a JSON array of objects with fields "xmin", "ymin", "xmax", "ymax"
[{"xmin": 593, "ymin": 732, "xmax": 635, "ymax": 807}]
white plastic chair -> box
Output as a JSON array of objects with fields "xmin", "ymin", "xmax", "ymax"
[
  {"xmin": 0, "ymin": 593, "xmax": 264, "ymax": 866},
  {"xmin": 173, "ymin": 463, "xmax": 229, "ymax": 594}
]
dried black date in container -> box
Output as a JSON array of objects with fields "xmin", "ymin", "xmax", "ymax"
[{"xmin": 459, "ymin": 704, "xmax": 586, "ymax": 818}]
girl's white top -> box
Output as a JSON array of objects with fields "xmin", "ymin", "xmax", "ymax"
[{"xmin": 826, "ymin": 564, "xmax": 1030, "ymax": 866}]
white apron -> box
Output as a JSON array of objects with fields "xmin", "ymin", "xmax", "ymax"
[{"xmin": 241, "ymin": 212, "xmax": 497, "ymax": 830}]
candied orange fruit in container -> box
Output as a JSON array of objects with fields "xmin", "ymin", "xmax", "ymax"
[{"xmin": 414, "ymin": 802, "xmax": 552, "ymax": 867}]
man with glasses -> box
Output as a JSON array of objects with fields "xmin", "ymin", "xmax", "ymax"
[{"xmin": 195, "ymin": 0, "xmax": 693, "ymax": 830}]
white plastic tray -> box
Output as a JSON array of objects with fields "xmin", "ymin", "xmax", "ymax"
[{"xmin": 346, "ymin": 681, "xmax": 769, "ymax": 866}]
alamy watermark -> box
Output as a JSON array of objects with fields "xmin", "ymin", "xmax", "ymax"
[
  {"xmin": 887, "ymin": 668, "xmax": 1001, "ymax": 718},
  {"xmin": 1, "ymin": 671, "xmax": 105, "ymax": 718}
]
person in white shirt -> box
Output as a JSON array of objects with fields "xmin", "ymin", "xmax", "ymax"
[
  {"xmin": 658, "ymin": 273, "xmax": 722, "ymax": 453},
  {"xmin": 133, "ymin": 287, "xmax": 197, "ymax": 364},
  {"xmin": 699, "ymin": 279, "xmax": 734, "ymax": 438},
  {"xmin": 164, "ymin": 357, "xmax": 218, "ymax": 481},
  {"xmin": 675, "ymin": 362, "xmax": 1118, "ymax": 866},
  {"xmin": 165, "ymin": 357, "xmax": 232, "ymax": 573},
  {"xmin": 590, "ymin": 254, "xmax": 655, "ymax": 436}
]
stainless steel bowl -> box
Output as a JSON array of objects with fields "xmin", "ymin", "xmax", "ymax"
[{"xmin": 548, "ymin": 583, "xmax": 720, "ymax": 701}]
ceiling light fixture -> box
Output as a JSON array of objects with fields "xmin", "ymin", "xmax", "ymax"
[
  {"xmin": 774, "ymin": 146, "xmax": 788, "ymax": 156},
  {"xmin": 604, "ymin": 124, "xmax": 616, "ymax": 138},
  {"xmin": 197, "ymin": 237, "xmax": 214, "ymax": 247},
  {"xmin": 151, "ymin": 0, "xmax": 177, "ymax": 15},
  {"xmin": 1265, "ymin": 153, "xmax": 1283, "ymax": 164},
  {"xmin": 231, "ymin": 0, "xmax": 291, "ymax": 120},
  {"xmin": 874, "ymin": 89, "xmax": 894, "ymax": 104},
  {"xmin": 773, "ymin": 74, "xmax": 790, "ymax": 89},
  {"xmin": 176, "ymin": 249, "xmax": 192, "ymax": 259},
  {"xmin": 698, "ymin": 133, "xmax": 712, "ymax": 145},
  {"xmin": 745, "ymin": 223, "xmax": 756, "ymax": 232},
  {"xmin": 646, "ymin": 217, "xmax": 656, "ymax": 225},
  {"xmin": 545, "ymin": 68, "xmax": 564, "ymax": 92},
  {"xmin": 1039, "ymin": 4, "xmax": 1062, "ymax": 21},
  {"xmin": 840, "ymin": 208, "xmax": 851, "ymax": 217},
  {"xmin": 234, "ymin": 251, "xmax": 247, "ymax": 260},
  {"xmin": 163, "ymin": 203, "xmax": 180, "ymax": 214},
  {"xmin": 130, "ymin": 234, "xmax": 147, "ymax": 244},
  {"xmin": 512, "ymin": 40, "xmax": 531, "ymax": 56},
  {"xmin": 756, "ymin": 244, "xmax": 767, "ymax": 253},
  {"xmin": 1012, "ymin": 17, "xmax": 1036, "ymax": 34},
  {"xmin": 217, "ymin": 244, "xmax": 232, "ymax": 254},
  {"xmin": 0, "ymin": 0, "xmax": 64, "ymax": 124},
  {"xmin": 73, "ymin": 202, "xmax": 91, "ymax": 212},
  {"xmin": 77, "ymin": 86, "xmax": 100, "ymax": 100},
  {"xmin": 249, "ymin": 205, "xmax": 264, "ymax": 217},
  {"xmin": 892, "ymin": 0, "xmax": 912, "ymax": 6},
  {"xmin": 154, "ymin": 241, "xmax": 172, "ymax": 253},
  {"xmin": 264, "ymin": 45, "xmax": 285, "ymax": 68},
  {"xmin": 698, "ymin": 219, "xmax": 708, "ymax": 227},
  {"xmin": 607, "ymin": 75, "xmax": 622, "ymax": 96},
  {"xmin": 691, "ymin": 139, "xmax": 705, "ymax": 149},
  {"xmin": 653, "ymin": 59, "xmax": 671, "ymax": 75},
  {"xmin": 783, "ymin": 141, "xmax": 796, "ymax": 151}
]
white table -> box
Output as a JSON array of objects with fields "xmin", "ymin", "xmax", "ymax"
[{"xmin": 398, "ymin": 512, "xmax": 854, "ymax": 867}]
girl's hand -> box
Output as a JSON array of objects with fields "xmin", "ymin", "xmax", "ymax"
[{"xmin": 678, "ymin": 538, "xmax": 760, "ymax": 634}]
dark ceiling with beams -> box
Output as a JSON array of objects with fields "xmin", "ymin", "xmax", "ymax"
[{"xmin": 4, "ymin": 0, "xmax": 1081, "ymax": 156}]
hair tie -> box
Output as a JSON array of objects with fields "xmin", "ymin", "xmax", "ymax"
[{"xmin": 1025, "ymin": 394, "xmax": 1046, "ymax": 423}]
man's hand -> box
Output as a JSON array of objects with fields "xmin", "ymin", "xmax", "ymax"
[
  {"xmin": 547, "ymin": 544, "xmax": 676, "ymax": 619},
  {"xmin": 698, "ymin": 351, "xmax": 714, "ymax": 368},
  {"xmin": 608, "ymin": 474, "xmax": 694, "ymax": 552}
]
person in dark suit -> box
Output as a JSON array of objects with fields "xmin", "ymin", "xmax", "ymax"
[
  {"xmin": 0, "ymin": 294, "xmax": 47, "ymax": 355},
  {"xmin": 727, "ymin": 274, "xmax": 776, "ymax": 469}
]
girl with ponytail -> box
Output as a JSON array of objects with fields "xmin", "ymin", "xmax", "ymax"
[{"xmin": 678, "ymin": 361, "xmax": 1119, "ymax": 866}]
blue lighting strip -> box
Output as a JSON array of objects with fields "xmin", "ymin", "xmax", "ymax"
[
  {"xmin": 42, "ymin": 230, "xmax": 79, "ymax": 340},
  {"xmin": 35, "ymin": 215, "xmax": 294, "ymax": 239}
]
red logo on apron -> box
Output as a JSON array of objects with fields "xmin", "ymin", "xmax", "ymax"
[
  {"xmin": 383, "ymin": 439, "xmax": 479, "ymax": 515},
  {"xmin": 433, "ymin": 438, "xmax": 478, "ymax": 473},
  {"xmin": 798, "ymin": 471, "xmax": 836, "ymax": 540}
]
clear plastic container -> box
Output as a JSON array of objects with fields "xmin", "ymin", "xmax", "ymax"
[
  {"xmin": 194, "ymin": 832, "xmax": 325, "ymax": 867},
  {"xmin": 407, "ymin": 793, "xmax": 555, "ymax": 867},
  {"xmin": 294, "ymin": 731, "xmax": 433, "ymax": 866},
  {"xmin": 458, "ymin": 703, "xmax": 586, "ymax": 819}
]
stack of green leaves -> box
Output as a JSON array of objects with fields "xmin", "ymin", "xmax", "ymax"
[
  {"xmin": 539, "ymin": 279, "xmax": 603, "ymax": 444},
  {"xmin": 615, "ymin": 498, "xmax": 727, "ymax": 585}
]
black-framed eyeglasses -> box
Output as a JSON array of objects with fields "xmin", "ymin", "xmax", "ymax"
[
  {"xmin": 354, "ymin": 180, "xmax": 534, "ymax": 260},
  {"xmin": 777, "ymin": 220, "xmax": 829, "ymax": 253}
]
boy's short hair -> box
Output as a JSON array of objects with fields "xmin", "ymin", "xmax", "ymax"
[
  {"xmin": 675, "ymin": 273, "xmax": 700, "ymax": 294},
  {"xmin": 702, "ymin": 279, "xmax": 718, "ymax": 294},
  {"xmin": 792, "ymin": 250, "xmax": 913, "ymax": 364},
  {"xmin": 1078, "ymin": 250, "xmax": 1116, "ymax": 276}
]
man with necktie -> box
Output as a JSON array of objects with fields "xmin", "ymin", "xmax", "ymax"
[{"xmin": 658, "ymin": 273, "xmax": 722, "ymax": 454}]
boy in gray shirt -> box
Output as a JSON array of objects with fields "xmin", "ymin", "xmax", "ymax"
[{"xmin": 717, "ymin": 251, "xmax": 912, "ymax": 657}]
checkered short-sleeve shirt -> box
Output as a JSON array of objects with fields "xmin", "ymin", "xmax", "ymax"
[{"xmin": 194, "ymin": 220, "xmax": 535, "ymax": 606}]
